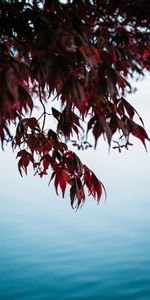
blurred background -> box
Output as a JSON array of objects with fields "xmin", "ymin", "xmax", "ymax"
[{"xmin": 0, "ymin": 74, "xmax": 150, "ymax": 299}]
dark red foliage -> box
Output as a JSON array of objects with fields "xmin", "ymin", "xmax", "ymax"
[{"xmin": 0, "ymin": 0, "xmax": 150, "ymax": 208}]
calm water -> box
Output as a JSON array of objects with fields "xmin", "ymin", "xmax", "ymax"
[{"xmin": 0, "ymin": 143, "xmax": 150, "ymax": 300}]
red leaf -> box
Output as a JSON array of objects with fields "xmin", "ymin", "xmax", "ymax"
[
  {"xmin": 16, "ymin": 150, "xmax": 34, "ymax": 176},
  {"xmin": 130, "ymin": 120, "xmax": 150, "ymax": 149},
  {"xmin": 24, "ymin": 117, "xmax": 40, "ymax": 130},
  {"xmin": 52, "ymin": 107, "xmax": 61, "ymax": 121},
  {"xmin": 50, "ymin": 167, "xmax": 70, "ymax": 198},
  {"xmin": 83, "ymin": 165, "xmax": 105, "ymax": 202},
  {"xmin": 59, "ymin": 168, "xmax": 70, "ymax": 198},
  {"xmin": 41, "ymin": 154, "xmax": 52, "ymax": 174}
]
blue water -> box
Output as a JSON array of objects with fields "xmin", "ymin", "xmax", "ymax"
[{"xmin": 0, "ymin": 145, "xmax": 150, "ymax": 300}]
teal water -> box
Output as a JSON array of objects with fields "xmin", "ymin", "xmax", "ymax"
[{"xmin": 1, "ymin": 184, "xmax": 150, "ymax": 299}]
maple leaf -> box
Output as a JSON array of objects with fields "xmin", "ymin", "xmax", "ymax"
[
  {"xmin": 50, "ymin": 167, "xmax": 70, "ymax": 198},
  {"xmin": 17, "ymin": 150, "xmax": 34, "ymax": 176}
]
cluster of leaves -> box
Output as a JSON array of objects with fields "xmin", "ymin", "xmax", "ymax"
[
  {"xmin": 15, "ymin": 117, "xmax": 105, "ymax": 208},
  {"xmin": 0, "ymin": 0, "xmax": 150, "ymax": 207}
]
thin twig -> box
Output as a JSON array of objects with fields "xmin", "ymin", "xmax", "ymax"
[{"xmin": 39, "ymin": 84, "xmax": 46, "ymax": 132}]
